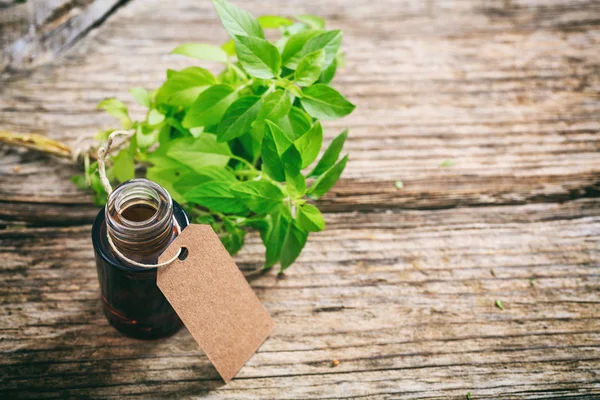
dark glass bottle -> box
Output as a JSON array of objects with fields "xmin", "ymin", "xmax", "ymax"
[{"xmin": 92, "ymin": 179, "xmax": 189, "ymax": 340}]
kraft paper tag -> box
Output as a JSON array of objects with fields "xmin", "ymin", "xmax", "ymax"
[{"xmin": 157, "ymin": 224, "xmax": 274, "ymax": 382}]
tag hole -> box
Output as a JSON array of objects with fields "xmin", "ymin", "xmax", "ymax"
[{"xmin": 178, "ymin": 247, "xmax": 189, "ymax": 261}]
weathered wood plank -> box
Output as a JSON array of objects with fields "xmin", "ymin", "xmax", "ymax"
[
  {"xmin": 0, "ymin": 0, "xmax": 126, "ymax": 72},
  {"xmin": 1, "ymin": 200, "xmax": 599, "ymax": 398}
]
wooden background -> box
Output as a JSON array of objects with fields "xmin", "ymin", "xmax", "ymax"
[{"xmin": 1, "ymin": 0, "xmax": 599, "ymax": 398}]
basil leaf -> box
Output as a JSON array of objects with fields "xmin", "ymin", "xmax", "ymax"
[
  {"xmin": 113, "ymin": 149, "xmax": 135, "ymax": 183},
  {"xmin": 217, "ymin": 95, "xmax": 262, "ymax": 142},
  {"xmin": 261, "ymin": 122, "xmax": 288, "ymax": 182},
  {"xmin": 258, "ymin": 15, "xmax": 293, "ymax": 29},
  {"xmin": 156, "ymin": 67, "xmax": 216, "ymax": 107},
  {"xmin": 309, "ymin": 129, "xmax": 347, "ymax": 177},
  {"xmin": 295, "ymin": 49, "xmax": 325, "ymax": 86},
  {"xmin": 297, "ymin": 203, "xmax": 325, "ymax": 232},
  {"xmin": 184, "ymin": 180, "xmax": 249, "ymax": 214},
  {"xmin": 129, "ymin": 87, "xmax": 151, "ymax": 107},
  {"xmin": 265, "ymin": 120, "xmax": 294, "ymax": 152},
  {"xmin": 183, "ymin": 85, "xmax": 237, "ymax": 128},
  {"xmin": 280, "ymin": 220, "xmax": 308, "ymax": 270},
  {"xmin": 319, "ymin": 57, "xmax": 337, "ymax": 84},
  {"xmin": 286, "ymin": 170, "xmax": 306, "ymax": 198},
  {"xmin": 261, "ymin": 121, "xmax": 301, "ymax": 182},
  {"xmin": 146, "ymin": 155, "xmax": 194, "ymax": 203},
  {"xmin": 147, "ymin": 109, "xmax": 165, "ymax": 126},
  {"xmin": 166, "ymin": 136, "xmax": 232, "ymax": 170},
  {"xmin": 295, "ymin": 15, "xmax": 326, "ymax": 29},
  {"xmin": 173, "ymin": 166, "xmax": 236, "ymax": 196},
  {"xmin": 221, "ymin": 39, "xmax": 236, "ymax": 56},
  {"xmin": 265, "ymin": 205, "xmax": 291, "ymax": 268},
  {"xmin": 97, "ymin": 98, "xmax": 131, "ymax": 129},
  {"xmin": 221, "ymin": 219, "xmax": 246, "ymax": 255},
  {"xmin": 295, "ymin": 121, "xmax": 323, "ymax": 169},
  {"xmin": 232, "ymin": 180, "xmax": 284, "ymax": 214},
  {"xmin": 234, "ymin": 35, "xmax": 281, "ymax": 79},
  {"xmin": 136, "ymin": 125, "xmax": 158, "ymax": 150},
  {"xmin": 281, "ymin": 29, "xmax": 321, "ymax": 66},
  {"xmin": 256, "ymin": 90, "xmax": 292, "ymax": 123},
  {"xmin": 244, "ymin": 217, "xmax": 270, "ymax": 246},
  {"xmin": 170, "ymin": 43, "xmax": 229, "ymax": 63},
  {"xmin": 285, "ymin": 30, "xmax": 342, "ymax": 70},
  {"xmin": 213, "ymin": 0, "xmax": 264, "ymax": 38},
  {"xmin": 307, "ymin": 154, "xmax": 348, "ymax": 199},
  {"xmin": 300, "ymin": 84, "xmax": 355, "ymax": 120},
  {"xmin": 277, "ymin": 106, "xmax": 312, "ymax": 140}
]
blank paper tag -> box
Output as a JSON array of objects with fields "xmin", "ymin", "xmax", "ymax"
[{"xmin": 157, "ymin": 224, "xmax": 274, "ymax": 382}]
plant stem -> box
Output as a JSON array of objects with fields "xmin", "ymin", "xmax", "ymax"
[
  {"xmin": 0, "ymin": 130, "xmax": 73, "ymax": 159},
  {"xmin": 229, "ymin": 154, "xmax": 257, "ymax": 171}
]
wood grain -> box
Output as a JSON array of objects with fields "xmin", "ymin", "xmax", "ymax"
[{"xmin": 0, "ymin": 0, "xmax": 599, "ymax": 398}]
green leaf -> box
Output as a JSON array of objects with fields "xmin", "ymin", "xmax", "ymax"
[
  {"xmin": 295, "ymin": 14, "xmax": 326, "ymax": 29},
  {"xmin": 297, "ymin": 203, "xmax": 325, "ymax": 232},
  {"xmin": 309, "ymin": 129, "xmax": 347, "ymax": 177},
  {"xmin": 217, "ymin": 95, "xmax": 262, "ymax": 142},
  {"xmin": 232, "ymin": 180, "xmax": 284, "ymax": 214},
  {"xmin": 189, "ymin": 127, "xmax": 205, "ymax": 138},
  {"xmin": 173, "ymin": 166, "xmax": 237, "ymax": 195},
  {"xmin": 300, "ymin": 84, "xmax": 355, "ymax": 120},
  {"xmin": 136, "ymin": 125, "xmax": 158, "ymax": 149},
  {"xmin": 156, "ymin": 67, "xmax": 216, "ymax": 107},
  {"xmin": 244, "ymin": 216, "xmax": 270, "ymax": 244},
  {"xmin": 319, "ymin": 57, "xmax": 337, "ymax": 84},
  {"xmin": 261, "ymin": 121, "xmax": 293, "ymax": 182},
  {"xmin": 285, "ymin": 169, "xmax": 306, "ymax": 198},
  {"xmin": 495, "ymin": 299, "xmax": 504, "ymax": 310},
  {"xmin": 170, "ymin": 43, "xmax": 229, "ymax": 63},
  {"xmin": 129, "ymin": 87, "xmax": 151, "ymax": 107},
  {"xmin": 221, "ymin": 219, "xmax": 246, "ymax": 255},
  {"xmin": 265, "ymin": 206, "xmax": 291, "ymax": 268},
  {"xmin": 281, "ymin": 29, "xmax": 321, "ymax": 66},
  {"xmin": 294, "ymin": 121, "xmax": 323, "ymax": 169},
  {"xmin": 256, "ymin": 89, "xmax": 292, "ymax": 123},
  {"xmin": 234, "ymin": 35, "xmax": 281, "ymax": 79},
  {"xmin": 184, "ymin": 180, "xmax": 249, "ymax": 214},
  {"xmin": 213, "ymin": 0, "xmax": 264, "ymax": 38},
  {"xmin": 183, "ymin": 84, "xmax": 237, "ymax": 128},
  {"xmin": 280, "ymin": 220, "xmax": 308, "ymax": 270},
  {"xmin": 97, "ymin": 98, "xmax": 131, "ymax": 128},
  {"xmin": 222, "ymin": 39, "xmax": 236, "ymax": 56},
  {"xmin": 307, "ymin": 154, "xmax": 348, "ymax": 199},
  {"xmin": 166, "ymin": 136, "xmax": 232, "ymax": 171},
  {"xmin": 265, "ymin": 120, "xmax": 294, "ymax": 153},
  {"xmin": 277, "ymin": 106, "xmax": 313, "ymax": 140},
  {"xmin": 440, "ymin": 159, "xmax": 455, "ymax": 167},
  {"xmin": 285, "ymin": 30, "xmax": 342, "ymax": 70},
  {"xmin": 146, "ymin": 155, "xmax": 194, "ymax": 203},
  {"xmin": 258, "ymin": 15, "xmax": 293, "ymax": 29},
  {"xmin": 295, "ymin": 49, "xmax": 325, "ymax": 86},
  {"xmin": 147, "ymin": 109, "xmax": 165, "ymax": 126},
  {"xmin": 112, "ymin": 149, "xmax": 135, "ymax": 183},
  {"xmin": 394, "ymin": 180, "xmax": 403, "ymax": 190}
]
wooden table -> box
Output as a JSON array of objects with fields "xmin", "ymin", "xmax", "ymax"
[{"xmin": 1, "ymin": 0, "xmax": 599, "ymax": 398}]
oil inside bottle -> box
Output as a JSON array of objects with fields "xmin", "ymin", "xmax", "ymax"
[{"xmin": 120, "ymin": 203, "xmax": 157, "ymax": 222}]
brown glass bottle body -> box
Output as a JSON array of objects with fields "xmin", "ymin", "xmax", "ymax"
[{"xmin": 92, "ymin": 179, "xmax": 189, "ymax": 339}]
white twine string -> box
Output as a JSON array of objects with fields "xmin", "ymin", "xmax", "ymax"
[{"xmin": 98, "ymin": 130, "xmax": 182, "ymax": 269}]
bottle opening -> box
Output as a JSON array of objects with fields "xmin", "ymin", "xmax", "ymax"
[{"xmin": 105, "ymin": 178, "xmax": 175, "ymax": 264}]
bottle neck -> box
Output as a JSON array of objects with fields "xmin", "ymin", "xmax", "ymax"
[{"xmin": 105, "ymin": 179, "xmax": 175, "ymax": 265}]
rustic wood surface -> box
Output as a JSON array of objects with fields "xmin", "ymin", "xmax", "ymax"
[{"xmin": 1, "ymin": 0, "xmax": 599, "ymax": 398}]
